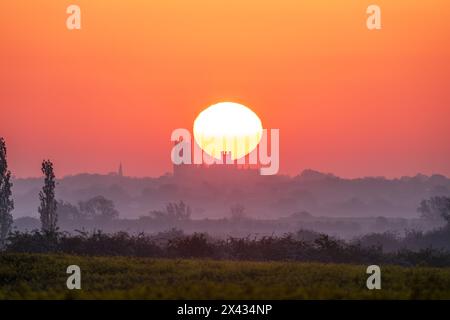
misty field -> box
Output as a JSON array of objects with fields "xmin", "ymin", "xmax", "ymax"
[{"xmin": 0, "ymin": 253, "xmax": 450, "ymax": 299}]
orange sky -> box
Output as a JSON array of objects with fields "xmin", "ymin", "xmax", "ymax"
[{"xmin": 1, "ymin": 0, "xmax": 449, "ymax": 178}]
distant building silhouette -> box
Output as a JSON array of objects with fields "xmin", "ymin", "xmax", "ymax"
[
  {"xmin": 108, "ymin": 163, "xmax": 124, "ymax": 177},
  {"xmin": 172, "ymin": 140, "xmax": 259, "ymax": 183},
  {"xmin": 118, "ymin": 163, "xmax": 123, "ymax": 177}
]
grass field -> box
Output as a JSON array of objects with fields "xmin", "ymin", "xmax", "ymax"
[{"xmin": 0, "ymin": 253, "xmax": 450, "ymax": 299}]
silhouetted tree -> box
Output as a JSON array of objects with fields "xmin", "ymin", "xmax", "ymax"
[
  {"xmin": 166, "ymin": 201, "xmax": 191, "ymax": 220},
  {"xmin": 78, "ymin": 196, "xmax": 119, "ymax": 222},
  {"xmin": 57, "ymin": 200, "xmax": 84, "ymax": 223},
  {"xmin": 418, "ymin": 196, "xmax": 450, "ymax": 224},
  {"xmin": 0, "ymin": 138, "xmax": 14, "ymax": 247},
  {"xmin": 39, "ymin": 160, "xmax": 58, "ymax": 233},
  {"xmin": 230, "ymin": 203, "xmax": 246, "ymax": 221},
  {"xmin": 149, "ymin": 201, "xmax": 191, "ymax": 222}
]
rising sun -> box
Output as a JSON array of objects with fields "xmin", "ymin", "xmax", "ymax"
[{"xmin": 193, "ymin": 102, "xmax": 263, "ymax": 161}]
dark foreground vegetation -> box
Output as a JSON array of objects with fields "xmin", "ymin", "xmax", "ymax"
[
  {"xmin": 4, "ymin": 225, "xmax": 450, "ymax": 267},
  {"xmin": 1, "ymin": 253, "xmax": 450, "ymax": 299}
]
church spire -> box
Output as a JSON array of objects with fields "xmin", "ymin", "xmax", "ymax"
[{"xmin": 118, "ymin": 162, "xmax": 123, "ymax": 177}]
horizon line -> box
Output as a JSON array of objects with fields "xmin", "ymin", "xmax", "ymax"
[{"xmin": 10, "ymin": 169, "xmax": 450, "ymax": 181}]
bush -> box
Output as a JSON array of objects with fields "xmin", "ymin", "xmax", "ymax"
[{"xmin": 167, "ymin": 233, "xmax": 216, "ymax": 258}]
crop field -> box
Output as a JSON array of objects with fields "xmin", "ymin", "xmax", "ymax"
[{"xmin": 0, "ymin": 253, "xmax": 449, "ymax": 299}]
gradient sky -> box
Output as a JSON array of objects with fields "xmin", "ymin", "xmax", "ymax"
[{"xmin": 1, "ymin": 0, "xmax": 449, "ymax": 178}]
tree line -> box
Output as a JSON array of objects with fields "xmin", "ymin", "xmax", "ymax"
[{"xmin": 3, "ymin": 229, "xmax": 450, "ymax": 267}]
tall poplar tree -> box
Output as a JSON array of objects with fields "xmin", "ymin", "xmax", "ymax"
[
  {"xmin": 39, "ymin": 160, "xmax": 58, "ymax": 233},
  {"xmin": 0, "ymin": 137, "xmax": 14, "ymax": 248}
]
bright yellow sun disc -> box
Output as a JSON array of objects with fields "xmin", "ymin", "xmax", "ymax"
[{"xmin": 193, "ymin": 102, "xmax": 263, "ymax": 161}]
